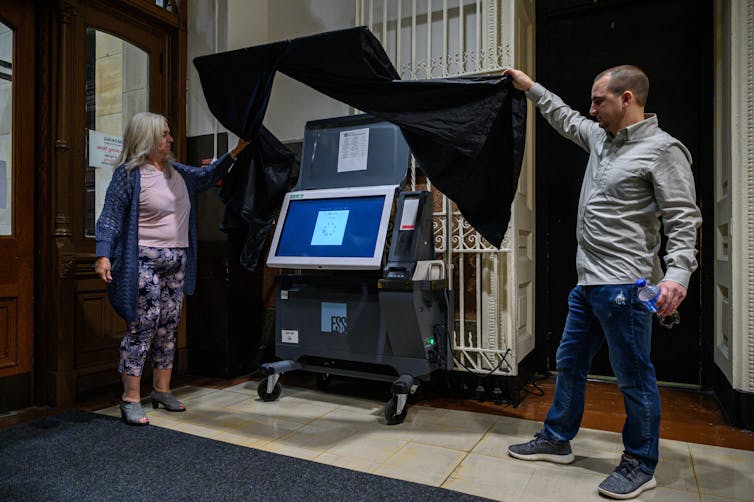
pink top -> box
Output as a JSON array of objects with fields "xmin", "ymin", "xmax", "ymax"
[{"xmin": 138, "ymin": 164, "xmax": 190, "ymax": 248}]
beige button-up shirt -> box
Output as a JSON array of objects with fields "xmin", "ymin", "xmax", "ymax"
[{"xmin": 527, "ymin": 83, "xmax": 701, "ymax": 288}]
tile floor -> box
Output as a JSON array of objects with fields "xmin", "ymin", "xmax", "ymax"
[{"xmin": 97, "ymin": 382, "xmax": 754, "ymax": 502}]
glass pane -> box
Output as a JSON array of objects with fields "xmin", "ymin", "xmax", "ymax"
[
  {"xmin": 85, "ymin": 28, "xmax": 149, "ymax": 238},
  {"xmin": 0, "ymin": 21, "xmax": 13, "ymax": 236},
  {"xmin": 155, "ymin": 0, "xmax": 178, "ymax": 13}
]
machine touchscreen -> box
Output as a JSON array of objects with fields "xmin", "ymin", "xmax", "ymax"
[{"xmin": 266, "ymin": 185, "xmax": 396, "ymax": 270}]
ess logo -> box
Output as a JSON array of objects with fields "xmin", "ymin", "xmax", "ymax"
[
  {"xmin": 330, "ymin": 316, "xmax": 347, "ymax": 334},
  {"xmin": 321, "ymin": 302, "xmax": 347, "ymax": 334}
]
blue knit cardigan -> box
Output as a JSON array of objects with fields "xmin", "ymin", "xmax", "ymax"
[{"xmin": 95, "ymin": 154, "xmax": 235, "ymax": 322}]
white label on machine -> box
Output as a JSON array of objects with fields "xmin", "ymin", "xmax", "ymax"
[
  {"xmin": 337, "ymin": 128, "xmax": 369, "ymax": 172},
  {"xmin": 281, "ymin": 329, "xmax": 299, "ymax": 344},
  {"xmin": 280, "ymin": 290, "xmax": 288, "ymax": 300},
  {"xmin": 400, "ymin": 198, "xmax": 420, "ymax": 230}
]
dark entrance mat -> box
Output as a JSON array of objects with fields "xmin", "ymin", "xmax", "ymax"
[{"xmin": 0, "ymin": 410, "xmax": 488, "ymax": 501}]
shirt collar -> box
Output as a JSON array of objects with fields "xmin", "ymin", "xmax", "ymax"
[{"xmin": 610, "ymin": 114, "xmax": 658, "ymax": 142}]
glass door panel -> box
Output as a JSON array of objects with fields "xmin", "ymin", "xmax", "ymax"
[
  {"xmin": 84, "ymin": 28, "xmax": 149, "ymax": 238},
  {"xmin": 0, "ymin": 21, "xmax": 13, "ymax": 236}
]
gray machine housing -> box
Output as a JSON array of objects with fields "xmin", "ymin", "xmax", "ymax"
[{"xmin": 259, "ymin": 115, "xmax": 454, "ymax": 424}]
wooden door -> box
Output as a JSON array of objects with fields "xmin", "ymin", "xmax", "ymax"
[
  {"xmin": 534, "ymin": 0, "xmax": 713, "ymax": 385},
  {"xmin": 0, "ymin": 0, "xmax": 35, "ymax": 412},
  {"xmin": 74, "ymin": 4, "xmax": 166, "ymax": 395},
  {"xmin": 43, "ymin": 0, "xmax": 186, "ymax": 405}
]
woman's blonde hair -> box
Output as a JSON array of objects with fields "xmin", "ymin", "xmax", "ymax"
[{"xmin": 114, "ymin": 111, "xmax": 174, "ymax": 177}]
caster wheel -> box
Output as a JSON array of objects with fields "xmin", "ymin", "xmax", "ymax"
[
  {"xmin": 315, "ymin": 373, "xmax": 331, "ymax": 390},
  {"xmin": 384, "ymin": 396, "xmax": 408, "ymax": 425},
  {"xmin": 257, "ymin": 377, "xmax": 282, "ymax": 402}
]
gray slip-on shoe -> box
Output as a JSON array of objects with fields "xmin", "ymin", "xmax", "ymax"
[
  {"xmin": 507, "ymin": 432, "xmax": 575, "ymax": 464},
  {"xmin": 597, "ymin": 454, "xmax": 657, "ymax": 499}
]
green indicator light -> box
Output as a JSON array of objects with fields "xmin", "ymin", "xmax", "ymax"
[{"xmin": 427, "ymin": 338, "xmax": 435, "ymax": 345}]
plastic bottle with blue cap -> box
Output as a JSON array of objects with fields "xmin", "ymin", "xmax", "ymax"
[
  {"xmin": 635, "ymin": 278, "xmax": 660, "ymax": 312},
  {"xmin": 635, "ymin": 277, "xmax": 681, "ymax": 328}
]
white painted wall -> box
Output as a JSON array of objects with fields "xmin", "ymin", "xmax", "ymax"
[
  {"xmin": 187, "ymin": 0, "xmax": 227, "ymax": 138},
  {"xmin": 227, "ymin": 0, "xmax": 268, "ymax": 49},
  {"xmin": 187, "ymin": 0, "xmax": 355, "ymax": 143},
  {"xmin": 263, "ymin": 0, "xmax": 355, "ymax": 141}
]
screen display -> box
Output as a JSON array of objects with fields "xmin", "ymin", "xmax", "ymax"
[{"xmin": 276, "ymin": 196, "xmax": 385, "ymax": 258}]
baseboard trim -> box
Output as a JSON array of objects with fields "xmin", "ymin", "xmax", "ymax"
[{"xmin": 711, "ymin": 364, "xmax": 754, "ymax": 432}]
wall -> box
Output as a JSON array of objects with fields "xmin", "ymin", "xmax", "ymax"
[
  {"xmin": 187, "ymin": 0, "xmax": 355, "ymax": 144},
  {"xmin": 187, "ymin": 0, "xmax": 228, "ymax": 139},
  {"xmin": 263, "ymin": 0, "xmax": 355, "ymax": 141}
]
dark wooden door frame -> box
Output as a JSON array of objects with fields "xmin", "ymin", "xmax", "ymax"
[
  {"xmin": 36, "ymin": 0, "xmax": 187, "ymax": 406},
  {"xmin": 0, "ymin": 0, "xmax": 37, "ymax": 412},
  {"xmin": 532, "ymin": 0, "xmax": 714, "ymax": 386}
]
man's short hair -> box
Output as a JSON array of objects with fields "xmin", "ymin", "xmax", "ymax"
[{"xmin": 595, "ymin": 65, "xmax": 649, "ymax": 106}]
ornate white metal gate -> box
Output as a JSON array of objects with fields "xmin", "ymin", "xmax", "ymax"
[{"xmin": 356, "ymin": 0, "xmax": 535, "ymax": 375}]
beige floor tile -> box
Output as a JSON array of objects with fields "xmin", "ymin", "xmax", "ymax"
[
  {"xmin": 217, "ymin": 416, "xmax": 304, "ymax": 443},
  {"xmin": 144, "ymin": 413, "xmax": 182, "ymax": 429},
  {"xmin": 561, "ymin": 452, "xmax": 620, "ymax": 478},
  {"xmin": 443, "ymin": 452, "xmax": 537, "ymax": 502},
  {"xmin": 316, "ymin": 408, "xmax": 385, "ymax": 427},
  {"xmin": 654, "ymin": 458, "xmax": 698, "ymax": 492},
  {"xmin": 659, "ymin": 438, "xmax": 694, "ymax": 464},
  {"xmin": 257, "ymin": 441, "xmax": 322, "ymax": 461},
  {"xmin": 690, "ymin": 442, "xmax": 754, "ymax": 465},
  {"xmin": 404, "ymin": 422, "xmax": 493, "ymax": 451},
  {"xmin": 423, "ymin": 407, "xmax": 500, "ymax": 430},
  {"xmin": 373, "ymin": 442, "xmax": 467, "ymax": 486},
  {"xmin": 254, "ymin": 401, "xmax": 337, "ymax": 423},
  {"xmin": 325, "ymin": 433, "xmax": 409, "ymax": 463},
  {"xmin": 313, "ymin": 452, "xmax": 381, "ymax": 474},
  {"xmin": 346, "ymin": 420, "xmax": 427, "ymax": 445},
  {"xmin": 519, "ymin": 464, "xmax": 608, "ymax": 502},
  {"xmin": 220, "ymin": 380, "xmax": 265, "ymax": 395},
  {"xmin": 694, "ymin": 453, "xmax": 754, "ymax": 501},
  {"xmin": 630, "ymin": 487, "xmax": 701, "ymax": 501},
  {"xmin": 213, "ymin": 430, "xmax": 270, "ymax": 449},
  {"xmin": 265, "ymin": 420, "xmax": 362, "ymax": 452},
  {"xmin": 180, "ymin": 390, "xmax": 253, "ymax": 412},
  {"xmin": 491, "ymin": 415, "xmax": 545, "ymax": 440},
  {"xmin": 400, "ymin": 404, "xmax": 444, "ymax": 424},
  {"xmin": 149, "ymin": 406, "xmax": 217, "ymax": 427},
  {"xmin": 231, "ymin": 396, "xmax": 339, "ymax": 424},
  {"xmin": 223, "ymin": 410, "xmax": 312, "ymax": 434},
  {"xmin": 169, "ymin": 421, "xmax": 224, "ymax": 439},
  {"xmin": 572, "ymin": 427, "xmax": 624, "ymax": 457},
  {"xmin": 172, "ymin": 385, "xmax": 220, "ymax": 401},
  {"xmin": 702, "ymin": 495, "xmax": 750, "ymax": 502},
  {"xmin": 95, "ymin": 405, "xmax": 121, "ymax": 418},
  {"xmin": 441, "ymin": 479, "xmax": 508, "ymax": 502},
  {"xmin": 471, "ymin": 420, "xmax": 543, "ymax": 460},
  {"xmin": 285, "ymin": 389, "xmax": 384, "ymax": 414},
  {"xmin": 93, "ymin": 384, "xmax": 754, "ymax": 502}
]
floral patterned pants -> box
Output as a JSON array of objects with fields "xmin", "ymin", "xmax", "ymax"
[{"xmin": 118, "ymin": 246, "xmax": 187, "ymax": 376}]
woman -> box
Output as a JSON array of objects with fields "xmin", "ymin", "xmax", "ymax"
[{"xmin": 95, "ymin": 112, "xmax": 248, "ymax": 425}]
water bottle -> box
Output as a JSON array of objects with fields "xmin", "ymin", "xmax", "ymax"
[{"xmin": 635, "ymin": 278, "xmax": 660, "ymax": 312}]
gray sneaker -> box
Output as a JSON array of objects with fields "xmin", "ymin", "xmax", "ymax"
[
  {"xmin": 507, "ymin": 432, "xmax": 575, "ymax": 464},
  {"xmin": 598, "ymin": 454, "xmax": 657, "ymax": 499}
]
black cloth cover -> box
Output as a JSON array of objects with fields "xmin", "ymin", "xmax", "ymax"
[
  {"xmin": 194, "ymin": 26, "xmax": 527, "ymax": 267},
  {"xmin": 219, "ymin": 127, "xmax": 297, "ymax": 271}
]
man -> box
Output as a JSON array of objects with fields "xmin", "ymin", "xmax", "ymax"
[{"xmin": 503, "ymin": 66, "xmax": 701, "ymax": 499}]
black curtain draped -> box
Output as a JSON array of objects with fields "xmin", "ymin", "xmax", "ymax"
[{"xmin": 194, "ymin": 26, "xmax": 527, "ymax": 268}]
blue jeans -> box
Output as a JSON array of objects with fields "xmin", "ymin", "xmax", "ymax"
[{"xmin": 542, "ymin": 284, "xmax": 659, "ymax": 474}]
